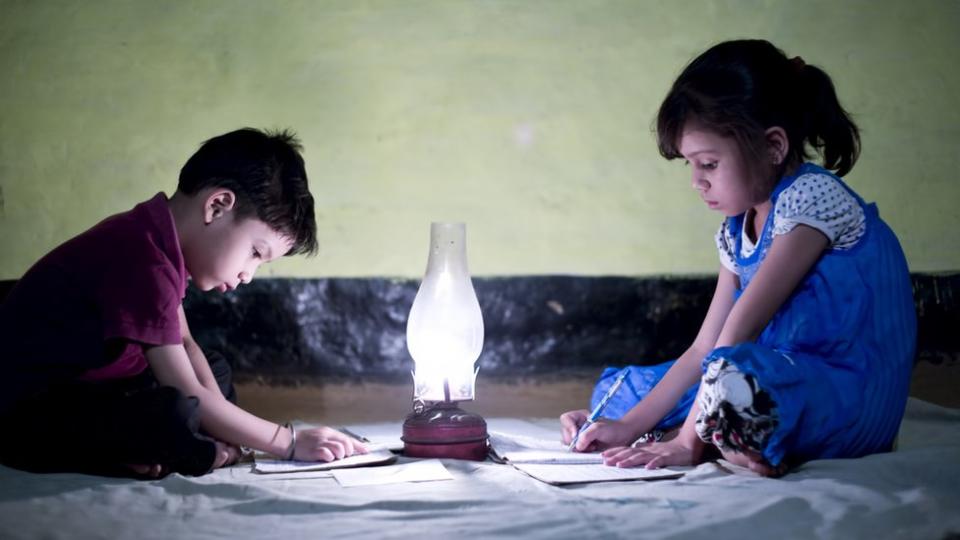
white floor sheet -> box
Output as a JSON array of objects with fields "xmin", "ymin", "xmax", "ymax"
[{"xmin": 1, "ymin": 398, "xmax": 958, "ymax": 539}]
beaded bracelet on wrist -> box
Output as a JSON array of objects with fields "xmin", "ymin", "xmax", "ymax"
[{"xmin": 283, "ymin": 422, "xmax": 297, "ymax": 460}]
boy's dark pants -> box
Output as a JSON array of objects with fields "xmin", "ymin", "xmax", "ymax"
[{"xmin": 0, "ymin": 351, "xmax": 237, "ymax": 478}]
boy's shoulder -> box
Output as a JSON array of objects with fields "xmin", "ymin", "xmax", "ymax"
[
  {"xmin": 86, "ymin": 192, "xmax": 186, "ymax": 291},
  {"xmin": 65, "ymin": 193, "xmax": 179, "ymax": 268},
  {"xmin": 11, "ymin": 193, "xmax": 187, "ymax": 307},
  {"xmin": 0, "ymin": 193, "xmax": 189, "ymax": 396}
]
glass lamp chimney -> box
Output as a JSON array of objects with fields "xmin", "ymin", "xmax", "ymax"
[{"xmin": 406, "ymin": 222, "xmax": 484, "ymax": 403}]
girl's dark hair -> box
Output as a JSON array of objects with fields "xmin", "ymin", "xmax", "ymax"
[
  {"xmin": 656, "ymin": 39, "xmax": 860, "ymax": 178},
  {"xmin": 178, "ymin": 128, "xmax": 318, "ymax": 256}
]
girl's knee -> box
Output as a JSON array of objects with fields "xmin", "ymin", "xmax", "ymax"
[{"xmin": 695, "ymin": 358, "xmax": 779, "ymax": 455}]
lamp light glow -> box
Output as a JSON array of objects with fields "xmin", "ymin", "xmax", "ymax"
[{"xmin": 401, "ymin": 222, "xmax": 489, "ymax": 461}]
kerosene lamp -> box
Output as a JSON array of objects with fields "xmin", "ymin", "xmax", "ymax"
[{"xmin": 401, "ymin": 222, "xmax": 488, "ymax": 461}]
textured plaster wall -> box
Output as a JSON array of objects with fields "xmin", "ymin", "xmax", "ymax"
[{"xmin": 1, "ymin": 0, "xmax": 957, "ymax": 279}]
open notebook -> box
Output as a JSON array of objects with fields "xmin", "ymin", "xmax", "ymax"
[
  {"xmin": 488, "ymin": 431, "xmax": 686, "ymax": 485},
  {"xmin": 488, "ymin": 432, "xmax": 604, "ymax": 464},
  {"xmin": 253, "ymin": 445, "xmax": 397, "ymax": 474}
]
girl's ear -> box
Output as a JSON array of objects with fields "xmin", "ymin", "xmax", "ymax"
[
  {"xmin": 203, "ymin": 189, "xmax": 237, "ymax": 225},
  {"xmin": 765, "ymin": 127, "xmax": 790, "ymax": 165}
]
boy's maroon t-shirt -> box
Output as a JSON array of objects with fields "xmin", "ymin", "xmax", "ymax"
[{"xmin": 0, "ymin": 193, "xmax": 187, "ymax": 413}]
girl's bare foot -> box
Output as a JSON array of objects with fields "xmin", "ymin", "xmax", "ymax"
[{"xmin": 720, "ymin": 447, "xmax": 787, "ymax": 477}]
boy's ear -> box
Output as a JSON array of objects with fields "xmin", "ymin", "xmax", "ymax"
[
  {"xmin": 764, "ymin": 126, "xmax": 789, "ymax": 165},
  {"xmin": 203, "ymin": 189, "xmax": 237, "ymax": 225}
]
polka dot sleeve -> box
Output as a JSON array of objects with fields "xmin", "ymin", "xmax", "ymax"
[
  {"xmin": 715, "ymin": 220, "xmax": 739, "ymax": 273},
  {"xmin": 772, "ymin": 173, "xmax": 866, "ymax": 250}
]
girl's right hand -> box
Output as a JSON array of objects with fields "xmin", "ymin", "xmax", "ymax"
[
  {"xmin": 294, "ymin": 426, "xmax": 369, "ymax": 462},
  {"xmin": 560, "ymin": 410, "xmax": 636, "ymax": 451},
  {"xmin": 560, "ymin": 409, "xmax": 591, "ymax": 444}
]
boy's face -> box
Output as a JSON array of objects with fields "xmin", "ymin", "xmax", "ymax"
[{"xmin": 185, "ymin": 193, "xmax": 294, "ymax": 293}]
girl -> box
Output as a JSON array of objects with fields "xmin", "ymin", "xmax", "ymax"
[{"xmin": 561, "ymin": 39, "xmax": 916, "ymax": 476}]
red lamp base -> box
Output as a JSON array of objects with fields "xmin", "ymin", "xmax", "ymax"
[{"xmin": 402, "ymin": 402, "xmax": 489, "ymax": 461}]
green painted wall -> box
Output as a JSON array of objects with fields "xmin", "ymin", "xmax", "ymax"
[{"xmin": 1, "ymin": 0, "xmax": 957, "ymax": 279}]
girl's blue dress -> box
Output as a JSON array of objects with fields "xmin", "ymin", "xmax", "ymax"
[{"xmin": 593, "ymin": 163, "xmax": 916, "ymax": 465}]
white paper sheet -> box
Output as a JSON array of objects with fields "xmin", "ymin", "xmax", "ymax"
[
  {"xmin": 488, "ymin": 431, "xmax": 603, "ymax": 464},
  {"xmin": 489, "ymin": 431, "xmax": 687, "ymax": 484},
  {"xmin": 333, "ymin": 459, "xmax": 454, "ymax": 487},
  {"xmin": 512, "ymin": 463, "xmax": 687, "ymax": 485},
  {"xmin": 342, "ymin": 424, "xmax": 406, "ymax": 452},
  {"xmin": 253, "ymin": 445, "xmax": 397, "ymax": 473},
  {"xmin": 364, "ymin": 436, "xmax": 405, "ymax": 452}
]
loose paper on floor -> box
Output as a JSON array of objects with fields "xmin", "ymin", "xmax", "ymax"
[{"xmin": 333, "ymin": 459, "xmax": 453, "ymax": 487}]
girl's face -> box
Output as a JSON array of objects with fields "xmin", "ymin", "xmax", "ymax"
[
  {"xmin": 186, "ymin": 211, "xmax": 294, "ymax": 293},
  {"xmin": 678, "ymin": 124, "xmax": 768, "ymax": 217}
]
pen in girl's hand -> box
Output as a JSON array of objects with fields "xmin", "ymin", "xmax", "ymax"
[{"xmin": 567, "ymin": 370, "xmax": 629, "ymax": 452}]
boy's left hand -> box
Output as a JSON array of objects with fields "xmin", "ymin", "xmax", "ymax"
[{"xmin": 295, "ymin": 426, "xmax": 369, "ymax": 462}]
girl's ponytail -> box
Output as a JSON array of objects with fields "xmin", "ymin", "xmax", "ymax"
[
  {"xmin": 656, "ymin": 40, "xmax": 863, "ymax": 182},
  {"xmin": 796, "ymin": 63, "xmax": 861, "ymax": 177}
]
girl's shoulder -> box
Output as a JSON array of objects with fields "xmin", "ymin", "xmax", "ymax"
[
  {"xmin": 772, "ymin": 164, "xmax": 866, "ymax": 250},
  {"xmin": 777, "ymin": 162, "xmax": 864, "ymax": 199}
]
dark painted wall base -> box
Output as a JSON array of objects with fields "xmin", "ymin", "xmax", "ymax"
[
  {"xmin": 182, "ymin": 276, "xmax": 717, "ymax": 383},
  {"xmin": 2, "ymin": 274, "xmax": 957, "ymax": 383}
]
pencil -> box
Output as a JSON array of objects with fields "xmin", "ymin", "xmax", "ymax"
[{"xmin": 567, "ymin": 370, "xmax": 629, "ymax": 451}]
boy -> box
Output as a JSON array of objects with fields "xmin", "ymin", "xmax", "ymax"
[{"xmin": 0, "ymin": 128, "xmax": 365, "ymax": 478}]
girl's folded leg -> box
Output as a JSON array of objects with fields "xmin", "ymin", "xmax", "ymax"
[{"xmin": 694, "ymin": 357, "xmax": 780, "ymax": 459}]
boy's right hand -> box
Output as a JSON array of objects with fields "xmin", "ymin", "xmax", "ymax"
[
  {"xmin": 560, "ymin": 409, "xmax": 636, "ymax": 451},
  {"xmin": 295, "ymin": 426, "xmax": 369, "ymax": 462}
]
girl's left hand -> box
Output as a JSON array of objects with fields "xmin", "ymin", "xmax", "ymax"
[{"xmin": 601, "ymin": 438, "xmax": 700, "ymax": 469}]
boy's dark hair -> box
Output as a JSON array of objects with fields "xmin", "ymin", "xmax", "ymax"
[
  {"xmin": 656, "ymin": 39, "xmax": 861, "ymax": 179},
  {"xmin": 178, "ymin": 128, "xmax": 318, "ymax": 256}
]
